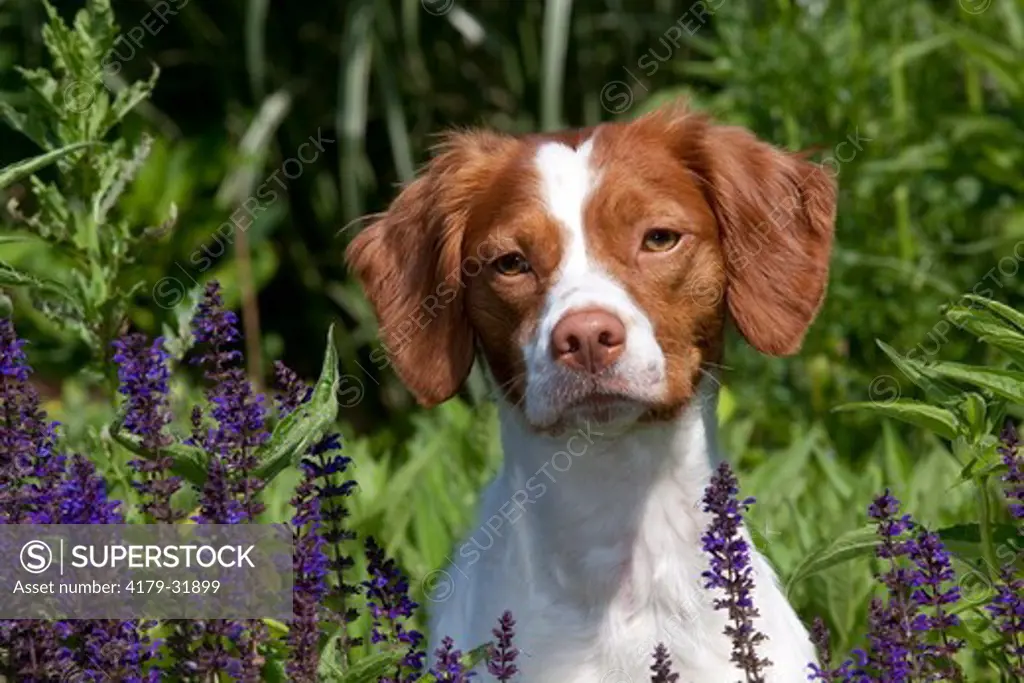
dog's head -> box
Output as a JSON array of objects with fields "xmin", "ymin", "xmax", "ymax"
[{"xmin": 346, "ymin": 104, "xmax": 836, "ymax": 433}]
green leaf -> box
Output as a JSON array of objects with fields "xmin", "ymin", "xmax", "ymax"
[
  {"xmin": 0, "ymin": 262, "xmax": 44, "ymax": 288},
  {"xmin": 944, "ymin": 306, "xmax": 1020, "ymax": 343},
  {"xmin": 785, "ymin": 525, "xmax": 878, "ymax": 595},
  {"xmin": 833, "ymin": 400, "xmax": 960, "ymax": 440},
  {"xmin": 461, "ymin": 643, "xmax": 492, "ymax": 672},
  {"xmin": 876, "ymin": 340, "xmax": 960, "ymax": 403},
  {"xmin": 923, "ymin": 361, "xmax": 1024, "ymax": 405},
  {"xmin": 962, "ymin": 295, "xmax": 1024, "ymax": 334},
  {"xmin": 334, "ymin": 649, "xmax": 406, "ymax": 683},
  {"xmin": 957, "ymin": 392, "xmax": 988, "ymax": 443},
  {"xmin": 108, "ymin": 416, "xmax": 209, "ymax": 488},
  {"xmin": 0, "ymin": 142, "xmax": 99, "ymax": 190},
  {"xmin": 254, "ymin": 325, "xmax": 340, "ymax": 482},
  {"xmin": 980, "ymin": 333, "xmax": 1024, "ymax": 368},
  {"xmin": 0, "ymin": 261, "xmax": 73, "ymax": 300},
  {"xmin": 257, "ymin": 660, "xmax": 288, "ymax": 683},
  {"xmin": 937, "ymin": 523, "xmax": 1021, "ymax": 568}
]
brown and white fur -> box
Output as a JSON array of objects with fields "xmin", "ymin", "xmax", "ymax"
[{"xmin": 345, "ymin": 103, "xmax": 836, "ymax": 682}]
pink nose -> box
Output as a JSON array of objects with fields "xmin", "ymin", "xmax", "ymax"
[{"xmin": 551, "ymin": 308, "xmax": 626, "ymax": 373}]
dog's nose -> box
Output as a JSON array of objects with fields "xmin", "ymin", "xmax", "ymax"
[{"xmin": 551, "ymin": 308, "xmax": 626, "ymax": 373}]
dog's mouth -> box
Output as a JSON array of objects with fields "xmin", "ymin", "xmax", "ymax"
[
  {"xmin": 555, "ymin": 389, "xmax": 649, "ymax": 426},
  {"xmin": 525, "ymin": 366, "xmax": 666, "ymax": 434}
]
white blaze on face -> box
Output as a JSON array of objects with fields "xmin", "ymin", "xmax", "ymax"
[{"xmin": 522, "ymin": 138, "xmax": 667, "ymax": 428}]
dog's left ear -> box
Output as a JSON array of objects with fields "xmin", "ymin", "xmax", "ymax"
[{"xmin": 664, "ymin": 108, "xmax": 837, "ymax": 355}]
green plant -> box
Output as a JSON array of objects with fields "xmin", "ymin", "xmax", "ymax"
[{"xmin": 0, "ymin": 0, "xmax": 171, "ymax": 392}]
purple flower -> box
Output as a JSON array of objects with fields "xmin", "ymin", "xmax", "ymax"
[
  {"xmin": 275, "ymin": 363, "xmax": 360, "ymax": 650},
  {"xmin": 0, "ymin": 317, "xmax": 65, "ymax": 523},
  {"xmin": 51, "ymin": 454, "xmax": 123, "ymax": 524},
  {"xmin": 175, "ymin": 284, "xmax": 271, "ymax": 676},
  {"xmin": 986, "ymin": 423, "xmax": 1024, "ymax": 677},
  {"xmin": 190, "ymin": 282, "xmax": 267, "ymax": 523},
  {"xmin": 430, "ymin": 636, "xmax": 475, "ymax": 681},
  {"xmin": 0, "ymin": 319, "xmax": 121, "ymax": 526},
  {"xmin": 0, "ymin": 620, "xmax": 72, "ymax": 681},
  {"xmin": 700, "ymin": 461, "xmax": 771, "ymax": 682},
  {"xmin": 287, "ymin": 470, "xmax": 329, "ymax": 682},
  {"xmin": 274, "ymin": 361, "xmax": 312, "ymax": 418},
  {"xmin": 998, "ymin": 420, "xmax": 1023, "ymax": 520},
  {"xmin": 649, "ymin": 643, "xmax": 680, "ymax": 682},
  {"xmin": 0, "ymin": 318, "xmax": 138, "ymax": 679},
  {"xmin": 236, "ymin": 620, "xmax": 269, "ymax": 682},
  {"xmin": 363, "ymin": 537, "xmax": 425, "ymax": 681},
  {"xmin": 852, "ymin": 491, "xmax": 965, "ymax": 681},
  {"xmin": 192, "ymin": 621, "xmax": 245, "ymax": 679},
  {"xmin": 171, "ymin": 619, "xmax": 267, "ymax": 681},
  {"xmin": 59, "ymin": 620, "xmax": 160, "ymax": 683},
  {"xmin": 807, "ymin": 617, "xmax": 855, "ymax": 682},
  {"xmin": 907, "ymin": 530, "xmax": 963, "ymax": 675},
  {"xmin": 855, "ymin": 491, "xmax": 921, "ymax": 680},
  {"xmin": 986, "ymin": 566, "xmax": 1024, "ymax": 677},
  {"xmin": 487, "ymin": 610, "xmax": 519, "ymax": 681},
  {"xmin": 112, "ymin": 333, "xmax": 173, "ymax": 449},
  {"xmin": 192, "ymin": 282, "xmax": 243, "ymax": 374},
  {"xmin": 112, "ymin": 332, "xmax": 182, "ymax": 523}
]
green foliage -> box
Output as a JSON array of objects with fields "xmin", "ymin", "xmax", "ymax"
[
  {"xmin": 0, "ymin": 0, "xmax": 172, "ymax": 388},
  {"xmin": 833, "ymin": 296, "xmax": 1023, "ymax": 678}
]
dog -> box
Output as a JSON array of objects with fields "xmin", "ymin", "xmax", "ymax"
[{"xmin": 345, "ymin": 102, "xmax": 835, "ymax": 682}]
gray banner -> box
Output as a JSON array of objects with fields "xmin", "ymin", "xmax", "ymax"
[{"xmin": 0, "ymin": 525, "xmax": 293, "ymax": 619}]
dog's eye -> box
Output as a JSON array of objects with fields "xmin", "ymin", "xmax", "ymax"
[
  {"xmin": 641, "ymin": 229, "xmax": 681, "ymax": 252},
  {"xmin": 494, "ymin": 252, "xmax": 531, "ymax": 276}
]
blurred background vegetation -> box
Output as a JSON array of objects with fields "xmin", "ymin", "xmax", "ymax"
[{"xmin": 2, "ymin": 0, "xmax": 1023, "ymax": 671}]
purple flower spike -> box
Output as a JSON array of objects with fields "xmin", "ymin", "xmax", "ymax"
[
  {"xmin": 807, "ymin": 618, "xmax": 855, "ymax": 682},
  {"xmin": 487, "ymin": 611, "xmax": 519, "ymax": 681},
  {"xmin": 190, "ymin": 281, "xmax": 268, "ymax": 523},
  {"xmin": 1, "ymin": 318, "xmax": 140, "ymax": 679},
  {"xmin": 649, "ymin": 642, "xmax": 679, "ymax": 682},
  {"xmin": 192, "ymin": 281, "xmax": 243, "ymax": 375},
  {"xmin": 853, "ymin": 491, "xmax": 966, "ymax": 680},
  {"xmin": 998, "ymin": 420, "xmax": 1023, "ymax": 520},
  {"xmin": 52, "ymin": 455, "xmax": 123, "ymax": 524},
  {"xmin": 987, "ymin": 566, "xmax": 1024, "ymax": 677},
  {"xmin": 700, "ymin": 461, "xmax": 771, "ymax": 682},
  {"xmin": 274, "ymin": 361, "xmax": 312, "ymax": 418},
  {"xmin": 363, "ymin": 537, "xmax": 425, "ymax": 682},
  {"xmin": 275, "ymin": 362, "xmax": 360, "ymax": 653},
  {"xmin": 430, "ymin": 635, "xmax": 475, "ymax": 681},
  {"xmin": 857, "ymin": 491, "xmax": 920, "ymax": 680},
  {"xmin": 0, "ymin": 317, "xmax": 65, "ymax": 524},
  {"xmin": 113, "ymin": 332, "xmax": 182, "ymax": 523},
  {"xmin": 287, "ymin": 471, "xmax": 329, "ymax": 683},
  {"xmin": 907, "ymin": 530, "xmax": 963, "ymax": 673},
  {"xmin": 60, "ymin": 620, "xmax": 160, "ymax": 683}
]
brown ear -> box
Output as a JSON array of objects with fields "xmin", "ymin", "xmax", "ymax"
[
  {"xmin": 694, "ymin": 121, "xmax": 836, "ymax": 355},
  {"xmin": 344, "ymin": 131, "xmax": 516, "ymax": 406}
]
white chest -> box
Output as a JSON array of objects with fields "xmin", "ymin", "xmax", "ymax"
[{"xmin": 427, "ymin": 392, "xmax": 816, "ymax": 682}]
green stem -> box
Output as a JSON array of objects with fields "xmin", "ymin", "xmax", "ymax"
[{"xmin": 977, "ymin": 475, "xmax": 999, "ymax": 579}]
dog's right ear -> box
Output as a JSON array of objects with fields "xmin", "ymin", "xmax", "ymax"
[{"xmin": 345, "ymin": 131, "xmax": 517, "ymax": 407}]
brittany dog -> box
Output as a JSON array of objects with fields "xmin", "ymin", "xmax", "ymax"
[{"xmin": 346, "ymin": 102, "xmax": 835, "ymax": 682}]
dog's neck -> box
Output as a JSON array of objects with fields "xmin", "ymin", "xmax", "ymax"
[{"xmin": 494, "ymin": 381, "xmax": 722, "ymax": 603}]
